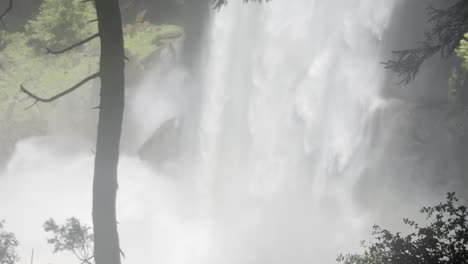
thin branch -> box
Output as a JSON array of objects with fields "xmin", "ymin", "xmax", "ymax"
[
  {"xmin": 70, "ymin": 247, "xmax": 81, "ymax": 262},
  {"xmin": 382, "ymin": 44, "xmax": 442, "ymax": 84},
  {"xmin": 20, "ymin": 72, "xmax": 100, "ymax": 105},
  {"xmin": 24, "ymin": 100, "xmax": 38, "ymax": 110},
  {"xmin": 0, "ymin": 0, "xmax": 12, "ymax": 28},
  {"xmin": 46, "ymin": 33, "xmax": 99, "ymax": 55},
  {"xmin": 81, "ymin": 256, "xmax": 94, "ymax": 264}
]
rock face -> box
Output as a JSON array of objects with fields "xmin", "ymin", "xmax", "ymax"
[{"xmin": 138, "ymin": 117, "xmax": 183, "ymax": 168}]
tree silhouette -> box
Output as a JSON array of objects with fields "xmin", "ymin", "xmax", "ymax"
[
  {"xmin": 44, "ymin": 218, "xmax": 94, "ymax": 264},
  {"xmin": 15, "ymin": 0, "xmax": 125, "ymax": 263},
  {"xmin": 91, "ymin": 2, "xmax": 126, "ymax": 264},
  {"xmin": 337, "ymin": 193, "xmax": 468, "ymax": 264},
  {"xmin": 383, "ymin": 1, "xmax": 468, "ymax": 84},
  {"xmin": 0, "ymin": 220, "xmax": 19, "ymax": 264}
]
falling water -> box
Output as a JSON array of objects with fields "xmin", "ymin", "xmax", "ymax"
[{"xmin": 1, "ymin": 1, "xmax": 458, "ymax": 264}]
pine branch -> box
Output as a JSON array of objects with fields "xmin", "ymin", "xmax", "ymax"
[
  {"xmin": 385, "ymin": 0, "xmax": 468, "ymax": 84},
  {"xmin": 46, "ymin": 33, "xmax": 99, "ymax": 55},
  {"xmin": 382, "ymin": 44, "xmax": 442, "ymax": 84},
  {"xmin": 20, "ymin": 72, "xmax": 100, "ymax": 105}
]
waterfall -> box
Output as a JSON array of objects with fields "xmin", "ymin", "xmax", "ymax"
[{"xmin": 2, "ymin": 1, "xmax": 458, "ymax": 264}]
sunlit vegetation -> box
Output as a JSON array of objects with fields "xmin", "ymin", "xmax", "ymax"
[
  {"xmin": 0, "ymin": 0, "xmax": 182, "ymax": 145},
  {"xmin": 442, "ymin": 38, "xmax": 468, "ymax": 138},
  {"xmin": 457, "ymin": 36, "xmax": 468, "ymax": 72}
]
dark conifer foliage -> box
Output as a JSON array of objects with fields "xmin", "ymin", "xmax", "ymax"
[{"xmin": 384, "ymin": 0, "xmax": 468, "ymax": 84}]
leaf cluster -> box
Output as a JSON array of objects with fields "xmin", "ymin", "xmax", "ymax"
[
  {"xmin": 0, "ymin": 1, "xmax": 181, "ymax": 136},
  {"xmin": 338, "ymin": 193, "xmax": 468, "ymax": 264},
  {"xmin": 0, "ymin": 220, "xmax": 19, "ymax": 264},
  {"xmin": 24, "ymin": 0, "xmax": 97, "ymax": 49},
  {"xmin": 44, "ymin": 218, "xmax": 94, "ymax": 264}
]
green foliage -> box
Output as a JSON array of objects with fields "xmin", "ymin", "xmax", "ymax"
[
  {"xmin": 124, "ymin": 22, "xmax": 182, "ymax": 62},
  {"xmin": 457, "ymin": 36, "xmax": 468, "ymax": 71},
  {"xmin": 0, "ymin": 30, "xmax": 98, "ymax": 124},
  {"xmin": 448, "ymin": 67, "xmax": 467, "ymax": 107},
  {"xmin": 44, "ymin": 218, "xmax": 94, "ymax": 264},
  {"xmin": 445, "ymin": 66, "xmax": 468, "ymax": 137},
  {"xmin": 24, "ymin": 0, "xmax": 97, "ymax": 48},
  {"xmin": 337, "ymin": 193, "xmax": 468, "ymax": 264},
  {"xmin": 0, "ymin": 220, "xmax": 19, "ymax": 264},
  {"xmin": 0, "ymin": 0, "xmax": 182, "ymax": 141}
]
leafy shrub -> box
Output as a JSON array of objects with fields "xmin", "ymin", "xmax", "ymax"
[
  {"xmin": 0, "ymin": 220, "xmax": 19, "ymax": 264},
  {"xmin": 337, "ymin": 193, "xmax": 468, "ymax": 264}
]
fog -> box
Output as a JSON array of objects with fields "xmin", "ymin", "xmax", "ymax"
[{"xmin": 1, "ymin": 1, "xmax": 466, "ymax": 264}]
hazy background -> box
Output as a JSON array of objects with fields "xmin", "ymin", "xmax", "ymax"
[{"xmin": 1, "ymin": 0, "xmax": 467, "ymax": 264}]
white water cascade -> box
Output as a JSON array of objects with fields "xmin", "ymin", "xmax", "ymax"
[{"xmin": 2, "ymin": 1, "xmax": 450, "ymax": 264}]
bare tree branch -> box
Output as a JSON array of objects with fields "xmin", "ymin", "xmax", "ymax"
[
  {"xmin": 24, "ymin": 100, "xmax": 38, "ymax": 110},
  {"xmin": 0, "ymin": 0, "xmax": 12, "ymax": 28},
  {"xmin": 20, "ymin": 72, "xmax": 100, "ymax": 105},
  {"xmin": 46, "ymin": 33, "xmax": 99, "ymax": 55}
]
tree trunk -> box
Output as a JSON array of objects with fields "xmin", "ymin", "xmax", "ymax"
[{"xmin": 92, "ymin": 1, "xmax": 125, "ymax": 264}]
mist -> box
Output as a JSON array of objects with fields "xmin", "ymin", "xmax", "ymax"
[{"xmin": 1, "ymin": 1, "xmax": 467, "ymax": 264}]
